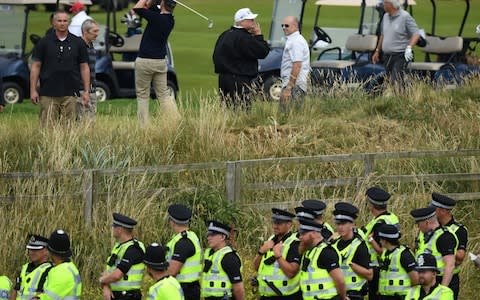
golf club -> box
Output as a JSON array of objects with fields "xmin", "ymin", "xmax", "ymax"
[{"xmin": 173, "ymin": 0, "xmax": 214, "ymax": 28}]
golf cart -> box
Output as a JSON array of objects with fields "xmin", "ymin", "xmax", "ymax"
[{"xmin": 0, "ymin": 0, "xmax": 94, "ymax": 104}]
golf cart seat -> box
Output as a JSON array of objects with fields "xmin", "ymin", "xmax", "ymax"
[
  {"xmin": 311, "ymin": 34, "xmax": 377, "ymax": 68},
  {"xmin": 408, "ymin": 36, "xmax": 463, "ymax": 71},
  {"xmin": 110, "ymin": 34, "xmax": 142, "ymax": 53}
]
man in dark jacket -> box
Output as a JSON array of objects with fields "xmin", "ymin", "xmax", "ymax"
[{"xmin": 213, "ymin": 8, "xmax": 269, "ymax": 110}]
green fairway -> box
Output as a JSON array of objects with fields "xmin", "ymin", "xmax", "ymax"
[{"xmin": 20, "ymin": 0, "xmax": 479, "ymax": 98}]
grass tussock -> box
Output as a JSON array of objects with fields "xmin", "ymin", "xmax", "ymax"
[{"xmin": 1, "ymin": 78, "xmax": 480, "ymax": 298}]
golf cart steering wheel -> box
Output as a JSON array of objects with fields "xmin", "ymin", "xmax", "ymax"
[
  {"xmin": 314, "ymin": 26, "xmax": 332, "ymax": 44},
  {"xmin": 108, "ymin": 32, "xmax": 124, "ymax": 48}
]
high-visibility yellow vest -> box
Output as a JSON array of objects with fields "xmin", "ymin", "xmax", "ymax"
[
  {"xmin": 0, "ymin": 275, "xmax": 11, "ymax": 300},
  {"xmin": 106, "ymin": 239, "xmax": 145, "ymax": 291},
  {"xmin": 201, "ymin": 246, "xmax": 242, "ymax": 298},
  {"xmin": 332, "ymin": 235, "xmax": 367, "ymax": 292},
  {"xmin": 445, "ymin": 221, "xmax": 466, "ymax": 275},
  {"xmin": 323, "ymin": 222, "xmax": 334, "ymax": 238},
  {"xmin": 378, "ymin": 245, "xmax": 412, "ymax": 296},
  {"xmin": 38, "ymin": 261, "xmax": 81, "ymax": 300},
  {"xmin": 406, "ymin": 284, "xmax": 454, "ymax": 299},
  {"xmin": 147, "ymin": 275, "xmax": 185, "ymax": 300},
  {"xmin": 300, "ymin": 243, "xmax": 340, "ymax": 300},
  {"xmin": 257, "ymin": 233, "xmax": 300, "ymax": 296},
  {"xmin": 166, "ymin": 231, "xmax": 202, "ymax": 283},
  {"xmin": 363, "ymin": 212, "xmax": 400, "ymax": 267},
  {"xmin": 17, "ymin": 262, "xmax": 52, "ymax": 300},
  {"xmin": 416, "ymin": 227, "xmax": 458, "ymax": 276}
]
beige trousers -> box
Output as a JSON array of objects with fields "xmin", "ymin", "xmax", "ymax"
[
  {"xmin": 135, "ymin": 57, "xmax": 179, "ymax": 127},
  {"xmin": 39, "ymin": 95, "xmax": 76, "ymax": 127}
]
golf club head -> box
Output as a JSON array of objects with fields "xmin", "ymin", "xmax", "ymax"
[{"xmin": 208, "ymin": 20, "xmax": 214, "ymax": 29}]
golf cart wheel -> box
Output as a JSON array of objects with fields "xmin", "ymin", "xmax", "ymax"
[
  {"xmin": 3, "ymin": 82, "xmax": 24, "ymax": 104},
  {"xmin": 263, "ymin": 75, "xmax": 282, "ymax": 102},
  {"xmin": 167, "ymin": 80, "xmax": 177, "ymax": 99},
  {"xmin": 95, "ymin": 81, "xmax": 111, "ymax": 102}
]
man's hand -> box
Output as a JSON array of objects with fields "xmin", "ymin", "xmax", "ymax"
[
  {"xmin": 102, "ymin": 285, "xmax": 113, "ymax": 300},
  {"xmin": 250, "ymin": 22, "xmax": 262, "ymax": 36},
  {"xmin": 82, "ymin": 92, "xmax": 90, "ymax": 107},
  {"xmin": 404, "ymin": 45, "xmax": 413, "ymax": 61},
  {"xmin": 272, "ymin": 242, "xmax": 283, "ymax": 258},
  {"xmin": 372, "ymin": 51, "xmax": 380, "ymax": 64},
  {"xmin": 259, "ymin": 240, "xmax": 274, "ymax": 254},
  {"xmin": 31, "ymin": 91, "xmax": 39, "ymax": 104}
]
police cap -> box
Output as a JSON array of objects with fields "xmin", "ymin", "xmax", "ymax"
[
  {"xmin": 271, "ymin": 208, "xmax": 295, "ymax": 223},
  {"xmin": 47, "ymin": 229, "xmax": 72, "ymax": 258},
  {"xmin": 298, "ymin": 218, "xmax": 324, "ymax": 235},
  {"xmin": 207, "ymin": 220, "xmax": 231, "ymax": 238},
  {"xmin": 366, "ymin": 187, "xmax": 391, "ymax": 206},
  {"xmin": 294, "ymin": 206, "xmax": 317, "ymax": 221},
  {"xmin": 112, "ymin": 213, "xmax": 137, "ymax": 229},
  {"xmin": 431, "ymin": 192, "xmax": 456, "ymax": 210},
  {"xmin": 333, "ymin": 202, "xmax": 359, "ymax": 224},
  {"xmin": 377, "ymin": 224, "xmax": 401, "ymax": 242},
  {"xmin": 301, "ymin": 199, "xmax": 326, "ymax": 215},
  {"xmin": 26, "ymin": 234, "xmax": 49, "ymax": 250},
  {"xmin": 410, "ymin": 206, "xmax": 436, "ymax": 223},
  {"xmin": 416, "ymin": 253, "xmax": 438, "ymax": 272},
  {"xmin": 144, "ymin": 243, "xmax": 169, "ymax": 271},
  {"xmin": 168, "ymin": 204, "xmax": 192, "ymax": 224}
]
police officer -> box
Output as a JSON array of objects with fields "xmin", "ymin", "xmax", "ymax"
[
  {"xmin": 0, "ymin": 275, "xmax": 11, "ymax": 300},
  {"xmin": 361, "ymin": 187, "xmax": 400, "ymax": 300},
  {"xmin": 144, "ymin": 243, "xmax": 185, "ymax": 300},
  {"xmin": 166, "ymin": 204, "xmax": 202, "ymax": 300},
  {"xmin": 410, "ymin": 206, "xmax": 457, "ymax": 296},
  {"xmin": 430, "ymin": 193, "xmax": 467, "ymax": 300},
  {"xmin": 405, "ymin": 253, "xmax": 454, "ymax": 300},
  {"xmin": 297, "ymin": 218, "xmax": 347, "ymax": 300},
  {"xmin": 100, "ymin": 213, "xmax": 145, "ymax": 300},
  {"xmin": 254, "ymin": 208, "xmax": 301, "ymax": 300},
  {"xmin": 301, "ymin": 199, "xmax": 334, "ymax": 240},
  {"xmin": 377, "ymin": 224, "xmax": 418, "ymax": 300},
  {"xmin": 32, "ymin": 229, "xmax": 81, "ymax": 300},
  {"xmin": 331, "ymin": 202, "xmax": 372, "ymax": 299},
  {"xmin": 201, "ymin": 220, "xmax": 244, "ymax": 300},
  {"xmin": 11, "ymin": 235, "xmax": 52, "ymax": 300}
]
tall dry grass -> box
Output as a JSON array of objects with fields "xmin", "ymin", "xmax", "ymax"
[{"xmin": 0, "ymin": 78, "xmax": 480, "ymax": 298}]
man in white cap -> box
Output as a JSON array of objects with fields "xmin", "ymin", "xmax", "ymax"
[{"xmin": 213, "ymin": 8, "xmax": 269, "ymax": 110}]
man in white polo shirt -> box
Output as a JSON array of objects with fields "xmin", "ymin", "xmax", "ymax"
[{"xmin": 279, "ymin": 16, "xmax": 310, "ymax": 113}]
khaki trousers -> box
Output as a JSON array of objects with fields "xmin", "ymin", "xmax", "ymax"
[
  {"xmin": 135, "ymin": 57, "xmax": 179, "ymax": 127},
  {"xmin": 39, "ymin": 96, "xmax": 76, "ymax": 127}
]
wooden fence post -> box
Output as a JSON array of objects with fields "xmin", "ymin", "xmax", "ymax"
[{"xmin": 83, "ymin": 169, "xmax": 98, "ymax": 228}]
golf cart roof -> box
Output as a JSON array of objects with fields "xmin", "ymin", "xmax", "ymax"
[
  {"xmin": 0, "ymin": 0, "xmax": 91, "ymax": 4},
  {"xmin": 315, "ymin": 0, "xmax": 416, "ymax": 6}
]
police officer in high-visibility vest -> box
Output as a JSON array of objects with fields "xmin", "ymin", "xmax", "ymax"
[
  {"xmin": 166, "ymin": 204, "xmax": 202, "ymax": 300},
  {"xmin": 99, "ymin": 213, "xmax": 145, "ymax": 300},
  {"xmin": 254, "ymin": 208, "xmax": 301, "ymax": 300},
  {"xmin": 297, "ymin": 218, "xmax": 347, "ymax": 300},
  {"xmin": 301, "ymin": 199, "xmax": 334, "ymax": 241},
  {"xmin": 405, "ymin": 253, "xmax": 454, "ymax": 300},
  {"xmin": 430, "ymin": 193, "xmax": 467, "ymax": 300},
  {"xmin": 361, "ymin": 187, "xmax": 400, "ymax": 300},
  {"xmin": 0, "ymin": 275, "xmax": 11, "ymax": 300},
  {"xmin": 410, "ymin": 206, "xmax": 457, "ymax": 297},
  {"xmin": 144, "ymin": 242, "xmax": 185, "ymax": 300},
  {"xmin": 201, "ymin": 220, "xmax": 244, "ymax": 300},
  {"xmin": 11, "ymin": 234, "xmax": 52, "ymax": 300},
  {"xmin": 32, "ymin": 229, "xmax": 82, "ymax": 300},
  {"xmin": 377, "ymin": 224, "xmax": 418, "ymax": 300},
  {"xmin": 331, "ymin": 202, "xmax": 372, "ymax": 300}
]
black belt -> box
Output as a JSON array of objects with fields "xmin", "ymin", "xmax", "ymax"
[{"xmin": 112, "ymin": 289, "xmax": 141, "ymax": 300}]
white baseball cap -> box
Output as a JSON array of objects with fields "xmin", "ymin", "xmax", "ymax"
[{"xmin": 234, "ymin": 8, "xmax": 258, "ymax": 22}]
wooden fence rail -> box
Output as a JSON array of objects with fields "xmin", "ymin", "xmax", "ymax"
[{"xmin": 1, "ymin": 149, "xmax": 480, "ymax": 227}]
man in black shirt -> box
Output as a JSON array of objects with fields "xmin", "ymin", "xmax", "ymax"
[
  {"xmin": 331, "ymin": 202, "xmax": 372, "ymax": 299},
  {"xmin": 100, "ymin": 213, "xmax": 145, "ymax": 300},
  {"xmin": 213, "ymin": 8, "xmax": 269, "ymax": 110},
  {"xmin": 30, "ymin": 10, "xmax": 90, "ymax": 127}
]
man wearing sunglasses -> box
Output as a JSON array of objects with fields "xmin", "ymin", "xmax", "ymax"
[{"xmin": 279, "ymin": 16, "xmax": 310, "ymax": 113}]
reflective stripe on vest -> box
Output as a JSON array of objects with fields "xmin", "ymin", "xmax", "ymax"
[
  {"xmin": 257, "ymin": 233, "xmax": 300, "ymax": 296},
  {"xmin": 201, "ymin": 246, "xmax": 241, "ymax": 298},
  {"xmin": 332, "ymin": 236, "xmax": 367, "ymax": 292},
  {"xmin": 300, "ymin": 243, "xmax": 339, "ymax": 300},
  {"xmin": 379, "ymin": 246, "xmax": 411, "ymax": 296},
  {"xmin": 416, "ymin": 227, "xmax": 457, "ymax": 276},
  {"xmin": 17, "ymin": 262, "xmax": 52, "ymax": 300},
  {"xmin": 445, "ymin": 222, "xmax": 463, "ymax": 274},
  {"xmin": 106, "ymin": 239, "xmax": 146, "ymax": 291},
  {"xmin": 364, "ymin": 213, "xmax": 400, "ymax": 267},
  {"xmin": 147, "ymin": 276, "xmax": 184, "ymax": 300},
  {"xmin": 406, "ymin": 284, "xmax": 454, "ymax": 300},
  {"xmin": 42, "ymin": 262, "xmax": 81, "ymax": 300},
  {"xmin": 166, "ymin": 231, "xmax": 202, "ymax": 283}
]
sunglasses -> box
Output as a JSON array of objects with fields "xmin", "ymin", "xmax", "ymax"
[{"xmin": 281, "ymin": 24, "xmax": 290, "ymax": 28}]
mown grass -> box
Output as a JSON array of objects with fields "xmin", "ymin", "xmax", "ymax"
[{"xmin": 1, "ymin": 78, "xmax": 480, "ymax": 298}]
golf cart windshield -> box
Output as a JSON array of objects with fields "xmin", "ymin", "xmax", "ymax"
[
  {"xmin": 269, "ymin": 0, "xmax": 305, "ymax": 48},
  {"xmin": 0, "ymin": 5, "xmax": 25, "ymax": 57}
]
